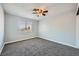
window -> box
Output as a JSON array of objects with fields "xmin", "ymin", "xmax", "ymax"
[{"xmin": 18, "ymin": 20, "xmax": 32, "ymax": 32}]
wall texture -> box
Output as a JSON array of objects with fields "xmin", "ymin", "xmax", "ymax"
[
  {"xmin": 76, "ymin": 15, "xmax": 79, "ymax": 47},
  {"xmin": 39, "ymin": 10, "xmax": 76, "ymax": 47},
  {"xmin": 0, "ymin": 4, "xmax": 4, "ymax": 53},
  {"xmin": 5, "ymin": 13, "xmax": 38, "ymax": 43}
]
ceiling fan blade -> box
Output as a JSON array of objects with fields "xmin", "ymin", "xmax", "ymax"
[
  {"xmin": 77, "ymin": 8, "xmax": 79, "ymax": 15},
  {"xmin": 42, "ymin": 13, "xmax": 46, "ymax": 16},
  {"xmin": 33, "ymin": 8, "xmax": 39, "ymax": 11},
  {"xmin": 43, "ymin": 10, "xmax": 48, "ymax": 13}
]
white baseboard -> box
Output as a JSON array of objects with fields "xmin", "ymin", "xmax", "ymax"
[
  {"xmin": 4, "ymin": 36, "xmax": 79, "ymax": 50},
  {"xmin": 39, "ymin": 37, "xmax": 79, "ymax": 49},
  {"xmin": 5, "ymin": 37, "xmax": 37, "ymax": 44}
]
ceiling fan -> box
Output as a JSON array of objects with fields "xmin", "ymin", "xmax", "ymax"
[{"xmin": 33, "ymin": 7, "xmax": 48, "ymax": 17}]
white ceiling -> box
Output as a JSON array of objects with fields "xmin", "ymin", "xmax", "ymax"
[{"xmin": 2, "ymin": 3, "xmax": 77, "ymax": 20}]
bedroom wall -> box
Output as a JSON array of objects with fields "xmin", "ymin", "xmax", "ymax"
[
  {"xmin": 76, "ymin": 15, "xmax": 79, "ymax": 47},
  {"xmin": 38, "ymin": 8, "xmax": 77, "ymax": 47},
  {"xmin": 5, "ymin": 13, "xmax": 38, "ymax": 44},
  {"xmin": 0, "ymin": 4, "xmax": 4, "ymax": 53}
]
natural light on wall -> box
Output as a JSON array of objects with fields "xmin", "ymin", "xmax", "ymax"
[{"xmin": 18, "ymin": 20, "xmax": 32, "ymax": 32}]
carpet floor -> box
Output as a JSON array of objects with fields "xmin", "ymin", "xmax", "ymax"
[{"xmin": 1, "ymin": 37, "xmax": 79, "ymax": 56}]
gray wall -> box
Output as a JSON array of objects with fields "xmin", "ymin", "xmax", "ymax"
[
  {"xmin": 5, "ymin": 13, "xmax": 38, "ymax": 43},
  {"xmin": 38, "ymin": 9, "xmax": 76, "ymax": 47},
  {"xmin": 76, "ymin": 15, "xmax": 79, "ymax": 47},
  {"xmin": 0, "ymin": 5, "xmax": 4, "ymax": 53}
]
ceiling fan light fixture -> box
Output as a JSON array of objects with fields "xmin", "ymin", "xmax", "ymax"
[{"xmin": 33, "ymin": 7, "xmax": 48, "ymax": 17}]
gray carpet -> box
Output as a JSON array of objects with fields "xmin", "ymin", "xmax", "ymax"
[{"xmin": 1, "ymin": 37, "xmax": 79, "ymax": 56}]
